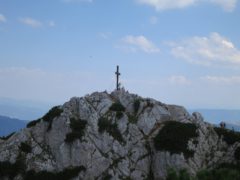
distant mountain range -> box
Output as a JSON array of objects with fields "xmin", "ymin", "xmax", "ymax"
[
  {"xmin": 0, "ymin": 97, "xmax": 53, "ymax": 120},
  {"xmin": 0, "ymin": 115, "xmax": 28, "ymax": 136}
]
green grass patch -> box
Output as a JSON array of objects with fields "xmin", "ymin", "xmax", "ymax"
[
  {"xmin": 19, "ymin": 142, "xmax": 32, "ymax": 153},
  {"xmin": 214, "ymin": 127, "xmax": 240, "ymax": 145},
  {"xmin": 154, "ymin": 121, "xmax": 198, "ymax": 158},
  {"xmin": 98, "ymin": 117, "xmax": 124, "ymax": 144},
  {"xmin": 65, "ymin": 118, "xmax": 87, "ymax": 143}
]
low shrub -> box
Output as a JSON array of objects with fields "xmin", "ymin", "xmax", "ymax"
[
  {"xmin": 197, "ymin": 164, "xmax": 240, "ymax": 180},
  {"xmin": 235, "ymin": 147, "xmax": 240, "ymax": 160},
  {"xmin": 109, "ymin": 102, "xmax": 125, "ymax": 112},
  {"xmin": 26, "ymin": 119, "xmax": 41, "ymax": 128},
  {"xmin": 0, "ymin": 159, "xmax": 85, "ymax": 180},
  {"xmin": 116, "ymin": 111, "xmax": 123, "ymax": 119},
  {"xmin": 65, "ymin": 132, "xmax": 82, "ymax": 143},
  {"xmin": 154, "ymin": 121, "xmax": 198, "ymax": 158},
  {"xmin": 166, "ymin": 169, "xmax": 191, "ymax": 180},
  {"xmin": 69, "ymin": 118, "xmax": 87, "ymax": 132},
  {"xmin": 102, "ymin": 174, "xmax": 112, "ymax": 180},
  {"xmin": 42, "ymin": 106, "xmax": 63, "ymax": 122},
  {"xmin": 98, "ymin": 117, "xmax": 111, "ymax": 134},
  {"xmin": 65, "ymin": 118, "xmax": 87, "ymax": 143},
  {"xmin": 26, "ymin": 106, "xmax": 63, "ymax": 129},
  {"xmin": 128, "ymin": 115, "xmax": 138, "ymax": 124},
  {"xmin": 133, "ymin": 99, "xmax": 140, "ymax": 114},
  {"xmin": 0, "ymin": 132, "xmax": 15, "ymax": 140},
  {"xmin": 24, "ymin": 166, "xmax": 86, "ymax": 180},
  {"xmin": 145, "ymin": 165, "xmax": 154, "ymax": 180},
  {"xmin": 0, "ymin": 159, "xmax": 25, "ymax": 179},
  {"xmin": 166, "ymin": 163, "xmax": 240, "ymax": 180},
  {"xmin": 214, "ymin": 127, "xmax": 240, "ymax": 145},
  {"xmin": 217, "ymin": 163, "xmax": 240, "ymax": 171},
  {"xmin": 146, "ymin": 99, "xmax": 154, "ymax": 108},
  {"xmin": 98, "ymin": 117, "xmax": 124, "ymax": 143},
  {"xmin": 44, "ymin": 106, "xmax": 63, "ymax": 131},
  {"xmin": 19, "ymin": 142, "xmax": 32, "ymax": 153}
]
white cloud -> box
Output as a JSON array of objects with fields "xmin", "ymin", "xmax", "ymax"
[
  {"xmin": 19, "ymin": 17, "xmax": 43, "ymax": 28},
  {"xmin": 170, "ymin": 32, "xmax": 240, "ymax": 68},
  {"xmin": 210, "ymin": 0, "xmax": 237, "ymax": 12},
  {"xmin": 0, "ymin": 14, "xmax": 6, "ymax": 23},
  {"xmin": 136, "ymin": 0, "xmax": 238, "ymax": 11},
  {"xmin": 168, "ymin": 75, "xmax": 191, "ymax": 85},
  {"xmin": 122, "ymin": 35, "xmax": 160, "ymax": 53},
  {"xmin": 202, "ymin": 76, "xmax": 240, "ymax": 84},
  {"xmin": 137, "ymin": 0, "xmax": 198, "ymax": 10}
]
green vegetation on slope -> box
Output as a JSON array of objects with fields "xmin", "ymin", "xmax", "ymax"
[
  {"xmin": 214, "ymin": 127, "xmax": 240, "ymax": 145},
  {"xmin": 19, "ymin": 142, "xmax": 32, "ymax": 153},
  {"xmin": 26, "ymin": 106, "xmax": 63, "ymax": 129},
  {"xmin": 109, "ymin": 102, "xmax": 125, "ymax": 112},
  {"xmin": 109, "ymin": 102, "xmax": 126, "ymax": 119},
  {"xmin": 167, "ymin": 163, "xmax": 240, "ymax": 180},
  {"xmin": 0, "ymin": 132, "xmax": 15, "ymax": 140},
  {"xmin": 24, "ymin": 166, "xmax": 86, "ymax": 180},
  {"xmin": 133, "ymin": 99, "xmax": 140, "ymax": 114},
  {"xmin": 65, "ymin": 117, "xmax": 87, "ymax": 143},
  {"xmin": 0, "ymin": 158, "xmax": 86, "ymax": 180},
  {"xmin": 0, "ymin": 158, "xmax": 25, "ymax": 179},
  {"xmin": 98, "ymin": 117, "xmax": 124, "ymax": 144},
  {"xmin": 26, "ymin": 119, "xmax": 41, "ymax": 128},
  {"xmin": 154, "ymin": 121, "xmax": 198, "ymax": 158},
  {"xmin": 235, "ymin": 147, "xmax": 240, "ymax": 160}
]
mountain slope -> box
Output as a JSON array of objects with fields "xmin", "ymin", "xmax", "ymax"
[
  {"xmin": 0, "ymin": 89, "xmax": 239, "ymax": 180},
  {"xmin": 0, "ymin": 115, "xmax": 27, "ymax": 136}
]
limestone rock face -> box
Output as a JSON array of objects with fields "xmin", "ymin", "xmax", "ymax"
[{"xmin": 0, "ymin": 89, "xmax": 239, "ymax": 180}]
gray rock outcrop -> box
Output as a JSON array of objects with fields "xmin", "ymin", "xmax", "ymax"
[{"xmin": 0, "ymin": 89, "xmax": 239, "ymax": 180}]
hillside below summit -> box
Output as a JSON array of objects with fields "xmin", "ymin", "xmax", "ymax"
[{"xmin": 0, "ymin": 89, "xmax": 240, "ymax": 180}]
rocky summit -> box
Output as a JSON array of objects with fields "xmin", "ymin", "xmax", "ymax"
[{"xmin": 0, "ymin": 89, "xmax": 240, "ymax": 180}]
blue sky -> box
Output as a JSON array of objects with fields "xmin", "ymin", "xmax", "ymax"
[{"xmin": 0, "ymin": 0, "xmax": 240, "ymax": 109}]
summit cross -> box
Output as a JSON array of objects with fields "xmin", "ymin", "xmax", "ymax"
[{"xmin": 115, "ymin": 65, "xmax": 120, "ymax": 90}]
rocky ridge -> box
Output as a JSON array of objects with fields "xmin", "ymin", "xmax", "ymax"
[{"xmin": 0, "ymin": 89, "xmax": 239, "ymax": 180}]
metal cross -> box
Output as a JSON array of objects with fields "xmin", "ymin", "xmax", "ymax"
[{"xmin": 115, "ymin": 65, "xmax": 120, "ymax": 90}]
